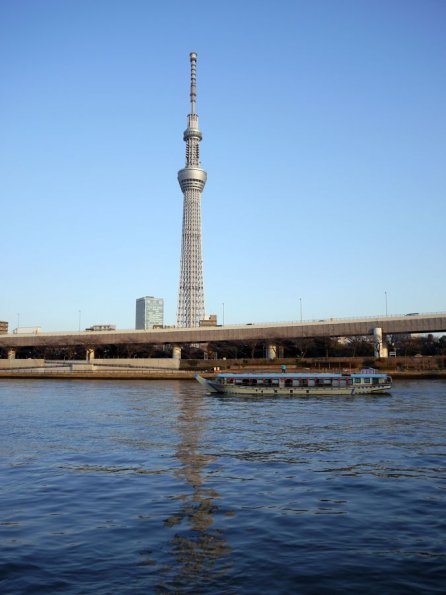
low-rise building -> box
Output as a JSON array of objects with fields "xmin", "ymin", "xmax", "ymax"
[{"xmin": 199, "ymin": 314, "xmax": 218, "ymax": 327}]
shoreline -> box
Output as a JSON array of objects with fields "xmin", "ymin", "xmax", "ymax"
[{"xmin": 0, "ymin": 369, "xmax": 445, "ymax": 381}]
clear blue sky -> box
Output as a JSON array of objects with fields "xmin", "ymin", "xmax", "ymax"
[{"xmin": 1, "ymin": 0, "xmax": 445, "ymax": 331}]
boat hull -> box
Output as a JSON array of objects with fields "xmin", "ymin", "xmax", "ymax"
[{"xmin": 195, "ymin": 374, "xmax": 391, "ymax": 397}]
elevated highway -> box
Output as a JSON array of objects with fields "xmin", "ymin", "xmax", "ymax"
[{"xmin": 1, "ymin": 312, "xmax": 445, "ymax": 359}]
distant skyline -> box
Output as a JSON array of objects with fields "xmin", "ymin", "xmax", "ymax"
[{"xmin": 1, "ymin": 0, "xmax": 445, "ymax": 331}]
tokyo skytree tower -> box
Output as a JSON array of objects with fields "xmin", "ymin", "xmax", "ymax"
[{"xmin": 176, "ymin": 52, "xmax": 207, "ymax": 328}]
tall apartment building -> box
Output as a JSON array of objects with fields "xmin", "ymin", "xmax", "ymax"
[
  {"xmin": 0, "ymin": 321, "xmax": 8, "ymax": 334},
  {"xmin": 135, "ymin": 296, "xmax": 164, "ymax": 330}
]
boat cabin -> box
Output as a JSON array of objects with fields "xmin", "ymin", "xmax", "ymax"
[{"xmin": 216, "ymin": 373, "xmax": 391, "ymax": 388}]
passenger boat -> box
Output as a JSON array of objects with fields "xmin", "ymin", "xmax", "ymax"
[{"xmin": 195, "ymin": 370, "xmax": 392, "ymax": 396}]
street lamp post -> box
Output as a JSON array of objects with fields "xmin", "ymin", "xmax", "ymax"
[
  {"xmin": 385, "ymin": 291, "xmax": 388, "ymax": 317},
  {"xmin": 298, "ymin": 298, "xmax": 304, "ymax": 358},
  {"xmin": 222, "ymin": 302, "xmax": 225, "ymax": 326}
]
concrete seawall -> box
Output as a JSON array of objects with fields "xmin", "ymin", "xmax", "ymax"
[
  {"xmin": 0, "ymin": 358, "xmax": 445, "ymax": 380},
  {"xmin": 0, "ymin": 358, "xmax": 191, "ymax": 379},
  {"xmin": 0, "ymin": 370, "xmax": 196, "ymax": 380}
]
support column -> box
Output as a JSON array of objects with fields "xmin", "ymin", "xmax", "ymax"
[
  {"xmin": 172, "ymin": 344, "xmax": 182, "ymax": 360},
  {"xmin": 373, "ymin": 327, "xmax": 388, "ymax": 358},
  {"xmin": 7, "ymin": 348, "xmax": 16, "ymax": 360},
  {"xmin": 266, "ymin": 342, "xmax": 277, "ymax": 360},
  {"xmin": 86, "ymin": 347, "xmax": 95, "ymax": 362}
]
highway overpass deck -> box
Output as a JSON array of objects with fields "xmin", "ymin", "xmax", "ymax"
[{"xmin": 1, "ymin": 312, "xmax": 445, "ymax": 349}]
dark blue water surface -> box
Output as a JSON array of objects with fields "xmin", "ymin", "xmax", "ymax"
[{"xmin": 1, "ymin": 379, "xmax": 445, "ymax": 594}]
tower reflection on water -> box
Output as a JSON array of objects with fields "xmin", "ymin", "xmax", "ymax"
[{"xmin": 156, "ymin": 385, "xmax": 232, "ymax": 589}]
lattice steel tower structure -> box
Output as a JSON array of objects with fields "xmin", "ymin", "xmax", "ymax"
[{"xmin": 176, "ymin": 52, "xmax": 207, "ymax": 328}]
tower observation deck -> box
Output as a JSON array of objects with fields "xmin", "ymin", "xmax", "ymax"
[{"xmin": 176, "ymin": 52, "xmax": 207, "ymax": 328}]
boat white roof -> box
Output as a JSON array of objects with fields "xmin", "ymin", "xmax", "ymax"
[{"xmin": 216, "ymin": 372, "xmax": 389, "ymax": 379}]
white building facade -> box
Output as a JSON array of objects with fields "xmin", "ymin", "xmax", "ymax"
[{"xmin": 135, "ymin": 296, "xmax": 164, "ymax": 330}]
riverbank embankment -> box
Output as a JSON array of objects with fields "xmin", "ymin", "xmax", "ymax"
[
  {"xmin": 0, "ymin": 357, "xmax": 445, "ymax": 380},
  {"xmin": 0, "ymin": 358, "xmax": 192, "ymax": 380}
]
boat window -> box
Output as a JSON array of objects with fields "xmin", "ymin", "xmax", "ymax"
[
  {"xmin": 285, "ymin": 379, "xmax": 293, "ymax": 387},
  {"xmin": 332, "ymin": 379, "xmax": 339, "ymax": 387},
  {"xmin": 364, "ymin": 378, "xmax": 371, "ymax": 384},
  {"xmin": 372, "ymin": 377, "xmax": 379, "ymax": 385},
  {"xmin": 308, "ymin": 379, "xmax": 315, "ymax": 387},
  {"xmin": 340, "ymin": 379, "xmax": 347, "ymax": 387},
  {"xmin": 322, "ymin": 379, "xmax": 332, "ymax": 385},
  {"xmin": 354, "ymin": 378, "xmax": 361, "ymax": 384}
]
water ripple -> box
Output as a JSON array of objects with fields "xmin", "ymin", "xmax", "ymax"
[{"xmin": 1, "ymin": 378, "xmax": 446, "ymax": 593}]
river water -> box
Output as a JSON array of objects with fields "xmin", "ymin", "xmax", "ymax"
[{"xmin": 1, "ymin": 378, "xmax": 445, "ymax": 594}]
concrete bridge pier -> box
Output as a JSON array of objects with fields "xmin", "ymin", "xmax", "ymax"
[
  {"xmin": 266, "ymin": 342, "xmax": 277, "ymax": 360},
  {"xmin": 373, "ymin": 327, "xmax": 388, "ymax": 358},
  {"xmin": 86, "ymin": 347, "xmax": 95, "ymax": 362},
  {"xmin": 7, "ymin": 348, "xmax": 16, "ymax": 360},
  {"xmin": 172, "ymin": 344, "xmax": 182, "ymax": 360}
]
